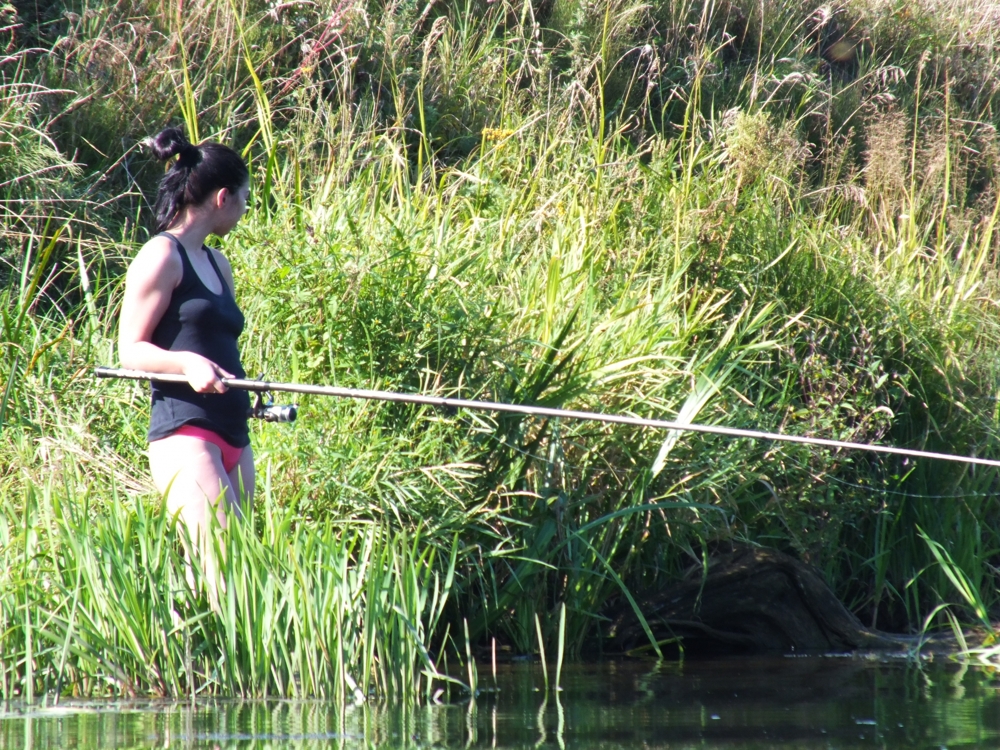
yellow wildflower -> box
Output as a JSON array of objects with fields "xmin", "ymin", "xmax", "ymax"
[{"xmin": 482, "ymin": 127, "xmax": 517, "ymax": 142}]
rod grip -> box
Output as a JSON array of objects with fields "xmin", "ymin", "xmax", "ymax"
[{"xmin": 93, "ymin": 367, "xmax": 190, "ymax": 384}]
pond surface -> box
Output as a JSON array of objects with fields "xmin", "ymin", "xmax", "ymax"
[{"xmin": 2, "ymin": 656, "xmax": 1000, "ymax": 748}]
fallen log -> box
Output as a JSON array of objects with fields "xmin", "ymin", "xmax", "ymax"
[{"xmin": 607, "ymin": 545, "xmax": 910, "ymax": 655}]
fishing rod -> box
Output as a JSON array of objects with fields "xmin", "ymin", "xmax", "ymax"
[{"xmin": 94, "ymin": 366, "xmax": 1000, "ymax": 469}]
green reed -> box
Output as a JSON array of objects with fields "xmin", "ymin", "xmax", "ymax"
[
  {"xmin": 0, "ymin": 467, "xmax": 465, "ymax": 701},
  {"xmin": 4, "ymin": 0, "xmax": 1000, "ymax": 693}
]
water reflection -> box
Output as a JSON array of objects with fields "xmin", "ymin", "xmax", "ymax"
[{"xmin": 1, "ymin": 656, "xmax": 999, "ymax": 748}]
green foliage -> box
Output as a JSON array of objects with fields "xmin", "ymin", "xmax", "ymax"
[{"xmin": 0, "ymin": 473, "xmax": 464, "ymax": 700}]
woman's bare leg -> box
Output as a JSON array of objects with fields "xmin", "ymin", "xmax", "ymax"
[
  {"xmin": 227, "ymin": 444, "xmax": 255, "ymax": 517},
  {"xmin": 148, "ymin": 433, "xmax": 237, "ymax": 528},
  {"xmin": 148, "ymin": 433, "xmax": 239, "ymax": 606}
]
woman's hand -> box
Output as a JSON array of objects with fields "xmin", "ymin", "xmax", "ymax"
[{"xmin": 181, "ymin": 352, "xmax": 234, "ymax": 393}]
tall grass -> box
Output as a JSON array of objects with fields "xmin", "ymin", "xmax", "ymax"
[
  {"xmin": 0, "ymin": 465, "xmax": 468, "ymax": 701},
  {"xmin": 4, "ymin": 0, "xmax": 1000, "ymax": 696}
]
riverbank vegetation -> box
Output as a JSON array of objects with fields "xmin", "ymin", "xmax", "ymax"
[{"xmin": 3, "ymin": 0, "xmax": 1000, "ymax": 698}]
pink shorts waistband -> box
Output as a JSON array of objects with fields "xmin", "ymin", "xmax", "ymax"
[{"xmin": 172, "ymin": 425, "xmax": 244, "ymax": 473}]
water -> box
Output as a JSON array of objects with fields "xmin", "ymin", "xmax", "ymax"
[{"xmin": 2, "ymin": 656, "xmax": 999, "ymax": 748}]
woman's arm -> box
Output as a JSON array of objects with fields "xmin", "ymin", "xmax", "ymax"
[{"xmin": 118, "ymin": 236, "xmax": 232, "ymax": 393}]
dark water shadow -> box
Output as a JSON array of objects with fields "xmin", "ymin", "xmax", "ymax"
[{"xmin": 1, "ymin": 656, "xmax": 999, "ymax": 748}]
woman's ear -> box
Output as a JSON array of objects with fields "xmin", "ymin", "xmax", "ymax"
[{"xmin": 214, "ymin": 187, "xmax": 231, "ymax": 209}]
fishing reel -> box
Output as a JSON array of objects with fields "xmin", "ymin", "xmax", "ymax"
[{"xmin": 249, "ymin": 389, "xmax": 298, "ymax": 423}]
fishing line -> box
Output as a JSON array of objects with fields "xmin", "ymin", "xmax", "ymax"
[
  {"xmin": 471, "ymin": 427, "xmax": 999, "ymax": 509},
  {"xmin": 232, "ymin": 377, "xmax": 996, "ymax": 504},
  {"xmin": 458, "ymin": 414, "xmax": 642, "ymax": 484},
  {"xmin": 783, "ymin": 455, "xmax": 1000, "ymax": 501},
  {"xmin": 823, "ymin": 476, "xmax": 995, "ymax": 500},
  {"xmin": 94, "ymin": 367, "xmax": 1000, "ymax": 470},
  {"xmin": 451, "ymin": 411, "xmax": 998, "ymax": 502},
  {"xmin": 448, "ymin": 405, "xmax": 1000, "ymax": 520}
]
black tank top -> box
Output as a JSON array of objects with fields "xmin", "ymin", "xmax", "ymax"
[{"xmin": 146, "ymin": 232, "xmax": 251, "ymax": 447}]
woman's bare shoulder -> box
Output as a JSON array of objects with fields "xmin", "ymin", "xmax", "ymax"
[{"xmin": 127, "ymin": 234, "xmax": 183, "ymax": 286}]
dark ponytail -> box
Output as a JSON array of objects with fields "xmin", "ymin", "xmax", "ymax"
[{"xmin": 148, "ymin": 127, "xmax": 250, "ymax": 233}]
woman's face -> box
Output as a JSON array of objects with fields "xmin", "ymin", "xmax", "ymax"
[{"xmin": 215, "ymin": 181, "xmax": 250, "ymax": 235}]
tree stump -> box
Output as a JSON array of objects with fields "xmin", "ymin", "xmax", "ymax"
[{"xmin": 607, "ymin": 545, "xmax": 909, "ymax": 656}]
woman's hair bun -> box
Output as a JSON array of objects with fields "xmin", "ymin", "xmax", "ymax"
[
  {"xmin": 148, "ymin": 127, "xmax": 198, "ymax": 162},
  {"xmin": 149, "ymin": 128, "xmax": 248, "ymax": 233}
]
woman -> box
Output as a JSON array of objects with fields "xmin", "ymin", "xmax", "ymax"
[{"xmin": 119, "ymin": 127, "xmax": 253, "ymax": 548}]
